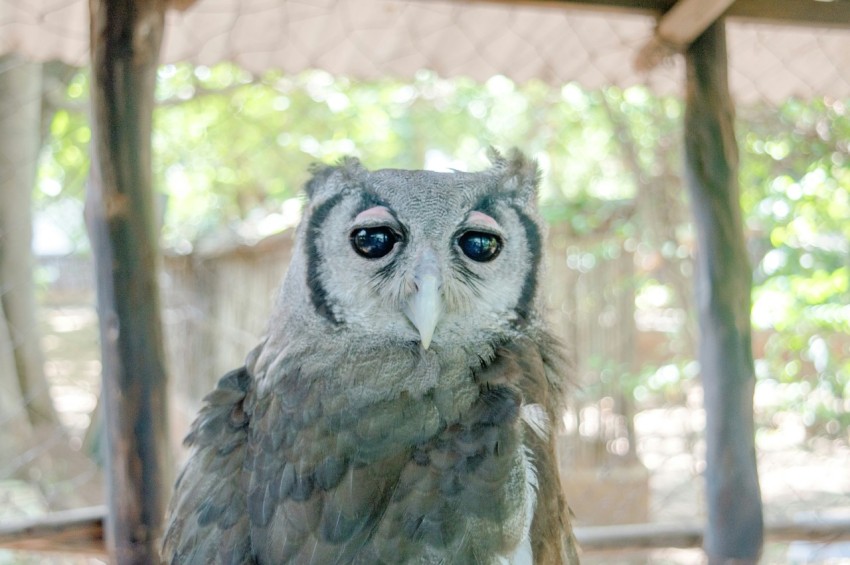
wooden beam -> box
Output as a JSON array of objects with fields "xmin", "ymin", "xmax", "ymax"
[
  {"xmin": 631, "ymin": 0, "xmax": 850, "ymax": 72},
  {"xmin": 647, "ymin": 0, "xmax": 736, "ymax": 45},
  {"xmin": 0, "ymin": 506, "xmax": 106, "ymax": 555},
  {"xmin": 466, "ymin": 0, "xmax": 850, "ymax": 29},
  {"xmin": 87, "ymin": 0, "xmax": 169, "ymax": 562},
  {"xmin": 463, "ymin": 0, "xmax": 675, "ymax": 14},
  {"xmin": 502, "ymin": 0, "xmax": 850, "ymax": 72},
  {"xmin": 635, "ymin": 0, "xmax": 736, "ymax": 71},
  {"xmin": 575, "ymin": 516, "xmax": 850, "ymax": 551},
  {"xmin": 683, "ymin": 21, "xmax": 763, "ymax": 564},
  {"xmin": 728, "ymin": 0, "xmax": 850, "ymax": 29}
]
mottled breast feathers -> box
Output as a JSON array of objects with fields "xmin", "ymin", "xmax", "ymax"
[{"xmin": 162, "ymin": 150, "xmax": 580, "ymax": 564}]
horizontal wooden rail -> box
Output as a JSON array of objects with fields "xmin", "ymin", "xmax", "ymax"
[
  {"xmin": 0, "ymin": 506, "xmax": 106, "ymax": 555},
  {"xmin": 471, "ymin": 0, "xmax": 850, "ymax": 30},
  {"xmin": 1, "ymin": 507, "xmax": 849, "ymax": 555},
  {"xmin": 575, "ymin": 516, "xmax": 850, "ymax": 551}
]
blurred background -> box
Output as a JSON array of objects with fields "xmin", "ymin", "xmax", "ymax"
[{"xmin": 1, "ymin": 3, "xmax": 850, "ymax": 563}]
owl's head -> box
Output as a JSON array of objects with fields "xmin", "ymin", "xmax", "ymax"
[{"xmin": 278, "ymin": 149, "xmax": 545, "ymax": 354}]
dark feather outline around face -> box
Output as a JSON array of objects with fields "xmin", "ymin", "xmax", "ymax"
[{"xmin": 299, "ymin": 148, "xmax": 545, "ymax": 336}]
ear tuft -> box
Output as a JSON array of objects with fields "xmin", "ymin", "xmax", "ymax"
[
  {"xmin": 304, "ymin": 163, "xmax": 337, "ymax": 200},
  {"xmin": 487, "ymin": 147, "xmax": 540, "ymax": 205},
  {"xmin": 304, "ymin": 157, "xmax": 365, "ymax": 201}
]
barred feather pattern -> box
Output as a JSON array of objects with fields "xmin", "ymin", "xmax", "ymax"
[
  {"xmin": 162, "ymin": 152, "xmax": 581, "ymax": 564},
  {"xmin": 161, "ymin": 332, "xmax": 579, "ymax": 564}
]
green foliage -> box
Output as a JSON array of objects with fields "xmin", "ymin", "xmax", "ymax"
[
  {"xmin": 38, "ymin": 62, "xmax": 850, "ymax": 441},
  {"xmin": 740, "ymin": 99, "xmax": 850, "ymax": 437},
  {"xmin": 35, "ymin": 70, "xmax": 91, "ymax": 253},
  {"xmin": 150, "ymin": 65, "xmax": 683, "ymax": 246}
]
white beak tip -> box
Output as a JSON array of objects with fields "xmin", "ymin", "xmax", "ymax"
[{"xmin": 404, "ymin": 273, "xmax": 441, "ymax": 352}]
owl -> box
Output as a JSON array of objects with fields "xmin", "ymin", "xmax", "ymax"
[{"xmin": 162, "ymin": 149, "xmax": 580, "ymax": 564}]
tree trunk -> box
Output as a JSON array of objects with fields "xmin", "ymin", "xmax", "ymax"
[
  {"xmin": 0, "ymin": 54, "xmax": 59, "ymax": 430},
  {"xmin": 683, "ymin": 21, "xmax": 764, "ymax": 564},
  {"xmin": 0, "ymin": 301, "xmax": 33, "ymax": 457},
  {"xmin": 87, "ymin": 1, "xmax": 169, "ymax": 562}
]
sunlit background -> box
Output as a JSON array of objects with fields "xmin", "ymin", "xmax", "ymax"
[{"xmin": 2, "ymin": 57, "xmax": 845, "ymax": 562}]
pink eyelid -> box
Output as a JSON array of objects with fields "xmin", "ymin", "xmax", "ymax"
[
  {"xmin": 353, "ymin": 207, "xmax": 500, "ymax": 231},
  {"xmin": 353, "ymin": 206, "xmax": 395, "ymax": 224},
  {"xmin": 466, "ymin": 211, "xmax": 501, "ymax": 231}
]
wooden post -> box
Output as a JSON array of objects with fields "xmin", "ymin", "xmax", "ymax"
[
  {"xmin": 683, "ymin": 21, "xmax": 763, "ymax": 564},
  {"xmin": 87, "ymin": 1, "xmax": 168, "ymax": 562}
]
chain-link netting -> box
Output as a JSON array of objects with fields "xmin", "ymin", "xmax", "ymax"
[
  {"xmin": 2, "ymin": 1, "xmax": 850, "ymax": 563},
  {"xmin": 3, "ymin": 1, "xmax": 850, "ymax": 103}
]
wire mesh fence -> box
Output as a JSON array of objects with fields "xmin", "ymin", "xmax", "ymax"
[{"xmin": 2, "ymin": 1, "xmax": 850, "ymax": 563}]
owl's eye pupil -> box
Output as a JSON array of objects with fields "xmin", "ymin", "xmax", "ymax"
[
  {"xmin": 458, "ymin": 231, "xmax": 502, "ymax": 262},
  {"xmin": 350, "ymin": 227, "xmax": 398, "ymax": 259}
]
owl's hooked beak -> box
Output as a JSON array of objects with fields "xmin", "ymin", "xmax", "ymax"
[{"xmin": 403, "ymin": 251, "xmax": 443, "ymax": 350}]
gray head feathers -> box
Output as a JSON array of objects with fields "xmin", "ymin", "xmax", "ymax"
[{"xmin": 269, "ymin": 149, "xmax": 547, "ymax": 356}]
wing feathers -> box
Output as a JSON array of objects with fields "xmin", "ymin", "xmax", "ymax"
[
  {"xmin": 162, "ymin": 367, "xmax": 253, "ymax": 564},
  {"xmin": 165, "ymin": 334, "xmax": 578, "ymax": 564}
]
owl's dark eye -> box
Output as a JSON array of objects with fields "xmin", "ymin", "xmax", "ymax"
[
  {"xmin": 458, "ymin": 231, "xmax": 502, "ymax": 262},
  {"xmin": 350, "ymin": 227, "xmax": 399, "ymax": 259}
]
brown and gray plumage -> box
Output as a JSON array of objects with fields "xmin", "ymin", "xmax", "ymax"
[{"xmin": 162, "ymin": 149, "xmax": 580, "ymax": 564}]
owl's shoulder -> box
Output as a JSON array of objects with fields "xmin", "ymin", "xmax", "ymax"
[{"xmin": 162, "ymin": 367, "xmax": 254, "ymax": 564}]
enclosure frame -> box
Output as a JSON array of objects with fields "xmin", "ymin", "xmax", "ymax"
[{"xmin": 1, "ymin": 0, "xmax": 849, "ymax": 562}]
